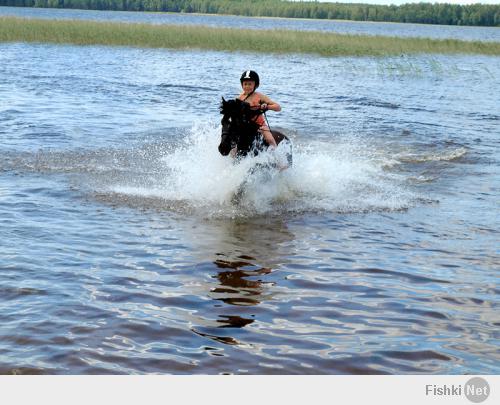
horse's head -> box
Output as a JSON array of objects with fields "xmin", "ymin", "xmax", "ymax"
[{"xmin": 219, "ymin": 97, "xmax": 260, "ymax": 156}]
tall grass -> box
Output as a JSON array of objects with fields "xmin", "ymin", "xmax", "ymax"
[{"xmin": 1, "ymin": 17, "xmax": 499, "ymax": 56}]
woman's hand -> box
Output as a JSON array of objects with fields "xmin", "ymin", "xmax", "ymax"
[{"xmin": 260, "ymin": 103, "xmax": 268, "ymax": 112}]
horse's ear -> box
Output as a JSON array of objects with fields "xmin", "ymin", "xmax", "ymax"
[{"xmin": 220, "ymin": 97, "xmax": 226, "ymax": 114}]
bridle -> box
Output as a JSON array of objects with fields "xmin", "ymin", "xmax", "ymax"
[{"xmin": 220, "ymin": 98, "xmax": 262, "ymax": 156}]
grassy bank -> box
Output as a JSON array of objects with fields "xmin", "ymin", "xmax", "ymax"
[{"xmin": 1, "ymin": 17, "xmax": 499, "ymax": 56}]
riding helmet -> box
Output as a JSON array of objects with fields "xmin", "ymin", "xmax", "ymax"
[{"xmin": 240, "ymin": 70, "xmax": 260, "ymax": 89}]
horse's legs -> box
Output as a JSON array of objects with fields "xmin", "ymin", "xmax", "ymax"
[
  {"xmin": 270, "ymin": 130, "xmax": 293, "ymax": 168},
  {"xmin": 260, "ymin": 126, "xmax": 277, "ymax": 148},
  {"xmin": 271, "ymin": 130, "xmax": 288, "ymax": 145}
]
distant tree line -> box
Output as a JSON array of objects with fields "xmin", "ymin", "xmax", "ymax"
[{"xmin": 2, "ymin": 0, "xmax": 499, "ymax": 27}]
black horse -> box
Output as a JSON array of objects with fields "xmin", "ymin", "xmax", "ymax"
[{"xmin": 218, "ymin": 97, "xmax": 292, "ymax": 166}]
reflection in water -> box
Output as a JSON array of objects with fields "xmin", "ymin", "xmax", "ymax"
[
  {"xmin": 191, "ymin": 329, "xmax": 240, "ymax": 346},
  {"xmin": 190, "ymin": 218, "xmax": 296, "ymax": 268},
  {"xmin": 187, "ymin": 219, "xmax": 295, "ymax": 347},
  {"xmin": 191, "ymin": 256, "xmax": 273, "ymax": 346},
  {"xmin": 211, "ymin": 258, "xmax": 272, "ymax": 307},
  {"xmin": 216, "ymin": 315, "xmax": 254, "ymax": 328}
]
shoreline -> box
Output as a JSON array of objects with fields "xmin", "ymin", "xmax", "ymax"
[
  {"xmin": 2, "ymin": 5, "xmax": 500, "ymax": 29},
  {"xmin": 0, "ymin": 6, "xmax": 500, "ymax": 30},
  {"xmin": 166, "ymin": 10, "xmax": 500, "ymax": 30}
]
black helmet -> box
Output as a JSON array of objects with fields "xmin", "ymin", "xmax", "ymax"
[{"xmin": 240, "ymin": 70, "xmax": 260, "ymax": 89}]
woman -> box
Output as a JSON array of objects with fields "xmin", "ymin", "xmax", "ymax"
[{"xmin": 238, "ymin": 70, "xmax": 281, "ymax": 149}]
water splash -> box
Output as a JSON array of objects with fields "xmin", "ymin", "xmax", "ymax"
[
  {"xmin": 395, "ymin": 147, "xmax": 467, "ymax": 164},
  {"xmin": 107, "ymin": 122, "xmax": 415, "ymax": 216},
  {"xmin": 0, "ymin": 122, "xmax": 417, "ymax": 217}
]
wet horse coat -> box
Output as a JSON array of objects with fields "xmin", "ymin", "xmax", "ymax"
[{"xmin": 218, "ymin": 98, "xmax": 291, "ymax": 165}]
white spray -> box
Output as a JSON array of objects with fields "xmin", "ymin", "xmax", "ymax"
[{"xmin": 110, "ymin": 122, "xmax": 414, "ymax": 217}]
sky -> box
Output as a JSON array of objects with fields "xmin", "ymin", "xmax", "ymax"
[{"xmin": 315, "ymin": 0, "xmax": 500, "ymax": 4}]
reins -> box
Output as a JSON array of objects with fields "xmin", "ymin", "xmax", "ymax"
[
  {"xmin": 242, "ymin": 92, "xmax": 274, "ymax": 135},
  {"xmin": 262, "ymin": 110, "xmax": 273, "ymax": 134}
]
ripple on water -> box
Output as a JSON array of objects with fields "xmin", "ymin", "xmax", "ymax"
[{"xmin": 0, "ymin": 43, "xmax": 499, "ymax": 374}]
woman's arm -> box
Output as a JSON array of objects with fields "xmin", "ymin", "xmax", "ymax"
[{"xmin": 259, "ymin": 94, "xmax": 281, "ymax": 112}]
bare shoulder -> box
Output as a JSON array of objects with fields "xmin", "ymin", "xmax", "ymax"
[
  {"xmin": 257, "ymin": 92, "xmax": 272, "ymax": 103},
  {"xmin": 255, "ymin": 91, "xmax": 265, "ymax": 99}
]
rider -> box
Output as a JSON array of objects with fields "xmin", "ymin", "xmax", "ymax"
[{"xmin": 238, "ymin": 70, "xmax": 281, "ymax": 149}]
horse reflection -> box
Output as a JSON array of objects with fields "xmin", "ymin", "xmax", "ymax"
[
  {"xmin": 210, "ymin": 257, "xmax": 272, "ymax": 309},
  {"xmin": 190, "ymin": 256, "xmax": 273, "ymax": 346},
  {"xmin": 186, "ymin": 219, "xmax": 294, "ymax": 346}
]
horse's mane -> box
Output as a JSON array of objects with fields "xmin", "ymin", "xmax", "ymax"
[
  {"xmin": 220, "ymin": 98, "xmax": 259, "ymax": 121},
  {"xmin": 218, "ymin": 97, "xmax": 292, "ymax": 165}
]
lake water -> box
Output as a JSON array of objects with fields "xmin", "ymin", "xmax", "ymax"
[
  {"xmin": 0, "ymin": 10, "xmax": 499, "ymax": 375},
  {"xmin": 1, "ymin": 6, "xmax": 500, "ymax": 42}
]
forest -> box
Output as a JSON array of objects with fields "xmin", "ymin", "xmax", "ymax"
[{"xmin": 1, "ymin": 0, "xmax": 499, "ymax": 26}]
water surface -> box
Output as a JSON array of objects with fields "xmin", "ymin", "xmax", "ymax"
[
  {"xmin": 1, "ymin": 6, "xmax": 499, "ymax": 42},
  {"xmin": 0, "ymin": 41, "xmax": 499, "ymax": 374}
]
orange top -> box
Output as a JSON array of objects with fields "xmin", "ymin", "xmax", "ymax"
[{"xmin": 238, "ymin": 94, "xmax": 266, "ymax": 127}]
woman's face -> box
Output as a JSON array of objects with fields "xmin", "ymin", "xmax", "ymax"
[{"xmin": 241, "ymin": 80, "xmax": 256, "ymax": 94}]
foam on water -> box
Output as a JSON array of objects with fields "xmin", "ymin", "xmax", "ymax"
[
  {"xmin": 395, "ymin": 147, "xmax": 468, "ymax": 164},
  {"xmin": 109, "ymin": 122, "xmax": 415, "ymax": 216}
]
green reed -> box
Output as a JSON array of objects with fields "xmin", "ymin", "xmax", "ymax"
[{"xmin": 1, "ymin": 17, "xmax": 499, "ymax": 56}]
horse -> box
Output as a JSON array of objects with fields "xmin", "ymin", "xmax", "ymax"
[
  {"xmin": 218, "ymin": 97, "xmax": 292, "ymax": 167},
  {"xmin": 218, "ymin": 97, "xmax": 293, "ymax": 204}
]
